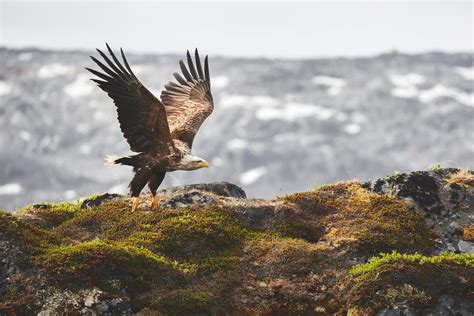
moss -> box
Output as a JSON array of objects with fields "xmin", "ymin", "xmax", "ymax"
[
  {"xmin": 38, "ymin": 240, "xmax": 182, "ymax": 287},
  {"xmin": 191, "ymin": 248, "xmax": 241, "ymax": 272},
  {"xmin": 152, "ymin": 289, "xmax": 213, "ymax": 315},
  {"xmin": 279, "ymin": 183, "xmax": 434, "ymax": 254},
  {"xmin": 351, "ymin": 187, "xmax": 434, "ymax": 254},
  {"xmin": 247, "ymin": 234, "xmax": 320, "ymax": 276},
  {"xmin": 281, "ymin": 181, "xmax": 353, "ymax": 214},
  {"xmin": 54, "ymin": 199, "xmax": 133, "ymax": 241},
  {"xmin": 118, "ymin": 206, "xmax": 249, "ymax": 260},
  {"xmin": 351, "ymin": 251, "xmax": 474, "ymax": 276},
  {"xmin": 18, "ymin": 201, "xmax": 81, "ymax": 228},
  {"xmin": 347, "ymin": 252, "xmax": 474, "ymax": 312},
  {"xmin": 0, "ymin": 210, "xmax": 57, "ymax": 253}
]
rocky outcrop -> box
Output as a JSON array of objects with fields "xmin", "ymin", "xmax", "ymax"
[
  {"xmin": 363, "ymin": 168, "xmax": 474, "ymax": 253},
  {"xmin": 0, "ymin": 170, "xmax": 473, "ymax": 315}
]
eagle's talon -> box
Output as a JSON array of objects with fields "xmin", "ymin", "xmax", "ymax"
[
  {"xmin": 131, "ymin": 197, "xmax": 139, "ymax": 212},
  {"xmin": 150, "ymin": 196, "xmax": 159, "ymax": 210}
]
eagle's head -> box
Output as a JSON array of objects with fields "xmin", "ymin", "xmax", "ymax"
[{"xmin": 179, "ymin": 155, "xmax": 209, "ymax": 170}]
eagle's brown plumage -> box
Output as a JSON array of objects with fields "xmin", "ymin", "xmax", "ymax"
[{"xmin": 86, "ymin": 44, "xmax": 213, "ymax": 210}]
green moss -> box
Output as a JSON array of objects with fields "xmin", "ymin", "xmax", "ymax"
[
  {"xmin": 274, "ymin": 220, "xmax": 326, "ymax": 243},
  {"xmin": 347, "ymin": 251, "xmax": 474, "ymax": 311},
  {"xmin": 110, "ymin": 206, "xmax": 249, "ymax": 260},
  {"xmin": 152, "ymin": 289, "xmax": 213, "ymax": 315},
  {"xmin": 351, "ymin": 251, "xmax": 474, "ymax": 276},
  {"xmin": 0, "ymin": 210, "xmax": 57, "ymax": 253},
  {"xmin": 54, "ymin": 199, "xmax": 133, "ymax": 241},
  {"xmin": 18, "ymin": 201, "xmax": 81, "ymax": 227},
  {"xmin": 38, "ymin": 240, "xmax": 182, "ymax": 286},
  {"xmin": 188, "ymin": 248, "xmax": 241, "ymax": 272},
  {"xmin": 54, "ymin": 201, "xmax": 249, "ymax": 261}
]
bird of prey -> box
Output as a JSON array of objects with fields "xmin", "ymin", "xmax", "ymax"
[{"xmin": 86, "ymin": 44, "xmax": 213, "ymax": 211}]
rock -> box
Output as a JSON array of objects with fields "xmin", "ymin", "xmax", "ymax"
[
  {"xmin": 81, "ymin": 193, "xmax": 122, "ymax": 209},
  {"xmin": 458, "ymin": 240, "xmax": 474, "ymax": 254},
  {"xmin": 0, "ymin": 169, "xmax": 472, "ymax": 315},
  {"xmin": 422, "ymin": 295, "xmax": 474, "ymax": 315},
  {"xmin": 364, "ymin": 168, "xmax": 474, "ymax": 253},
  {"xmin": 163, "ymin": 190, "xmax": 216, "ymax": 209},
  {"xmin": 158, "ymin": 181, "xmax": 246, "ymax": 199}
]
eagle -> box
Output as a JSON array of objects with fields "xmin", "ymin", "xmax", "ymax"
[{"xmin": 86, "ymin": 44, "xmax": 213, "ymax": 211}]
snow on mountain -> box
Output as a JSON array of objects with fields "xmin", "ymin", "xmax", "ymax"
[
  {"xmin": 455, "ymin": 66, "xmax": 474, "ymax": 80},
  {"xmin": 37, "ymin": 63, "xmax": 73, "ymax": 78},
  {"xmin": 240, "ymin": 167, "xmax": 268, "ymax": 185},
  {"xmin": 64, "ymin": 74, "xmax": 94, "ymax": 98},
  {"xmin": 311, "ymin": 75, "xmax": 346, "ymax": 96},
  {"xmin": 0, "ymin": 48, "xmax": 473, "ymax": 210},
  {"xmin": 255, "ymin": 102, "xmax": 334, "ymax": 121},
  {"xmin": 0, "ymin": 81, "xmax": 12, "ymax": 96},
  {"xmin": 0, "ymin": 183, "xmax": 22, "ymax": 195},
  {"xmin": 418, "ymin": 85, "xmax": 473, "ymax": 107}
]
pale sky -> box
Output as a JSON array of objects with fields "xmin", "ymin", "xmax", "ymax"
[{"xmin": 1, "ymin": 1, "xmax": 473, "ymax": 58}]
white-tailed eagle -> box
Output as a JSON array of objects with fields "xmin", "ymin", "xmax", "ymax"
[{"xmin": 86, "ymin": 44, "xmax": 213, "ymax": 210}]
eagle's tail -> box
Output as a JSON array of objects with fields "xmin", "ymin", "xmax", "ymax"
[{"xmin": 104, "ymin": 155, "xmax": 139, "ymax": 167}]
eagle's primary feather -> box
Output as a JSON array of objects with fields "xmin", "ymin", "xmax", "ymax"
[
  {"xmin": 86, "ymin": 44, "xmax": 213, "ymax": 210},
  {"xmin": 161, "ymin": 49, "xmax": 214, "ymax": 149}
]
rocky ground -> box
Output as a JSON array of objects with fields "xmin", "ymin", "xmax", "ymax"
[{"xmin": 0, "ymin": 168, "xmax": 473, "ymax": 315}]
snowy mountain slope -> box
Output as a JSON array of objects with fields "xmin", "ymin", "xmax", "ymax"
[{"xmin": 0, "ymin": 47, "xmax": 472, "ymax": 210}]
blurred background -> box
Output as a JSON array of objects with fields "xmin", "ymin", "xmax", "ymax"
[{"xmin": 0, "ymin": 1, "xmax": 473, "ymax": 211}]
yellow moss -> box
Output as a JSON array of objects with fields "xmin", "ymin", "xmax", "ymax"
[
  {"xmin": 280, "ymin": 181, "xmax": 355, "ymax": 214},
  {"xmin": 246, "ymin": 234, "xmax": 320, "ymax": 276},
  {"xmin": 446, "ymin": 169, "xmax": 474, "ymax": 188},
  {"xmin": 279, "ymin": 183, "xmax": 434, "ymax": 254}
]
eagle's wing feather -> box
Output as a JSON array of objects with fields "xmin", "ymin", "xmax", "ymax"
[
  {"xmin": 161, "ymin": 49, "xmax": 213, "ymax": 149},
  {"xmin": 87, "ymin": 44, "xmax": 174, "ymax": 155}
]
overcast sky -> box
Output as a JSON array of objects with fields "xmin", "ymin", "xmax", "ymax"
[{"xmin": 1, "ymin": 1, "xmax": 472, "ymax": 58}]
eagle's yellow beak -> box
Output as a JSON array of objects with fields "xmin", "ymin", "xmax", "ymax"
[{"xmin": 198, "ymin": 161, "xmax": 209, "ymax": 168}]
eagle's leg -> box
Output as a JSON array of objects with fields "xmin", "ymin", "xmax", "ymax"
[
  {"xmin": 148, "ymin": 171, "xmax": 166, "ymax": 210},
  {"xmin": 150, "ymin": 195, "xmax": 159, "ymax": 210},
  {"xmin": 131, "ymin": 197, "xmax": 140, "ymax": 212},
  {"xmin": 129, "ymin": 166, "xmax": 153, "ymax": 212}
]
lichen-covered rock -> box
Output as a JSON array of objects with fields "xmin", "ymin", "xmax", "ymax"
[
  {"xmin": 364, "ymin": 168, "xmax": 474, "ymax": 253},
  {"xmin": 0, "ymin": 169, "xmax": 472, "ymax": 315},
  {"xmin": 81, "ymin": 193, "xmax": 122, "ymax": 209},
  {"xmin": 159, "ymin": 181, "xmax": 247, "ymax": 199}
]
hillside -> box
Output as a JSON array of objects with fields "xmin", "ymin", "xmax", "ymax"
[
  {"xmin": 1, "ymin": 47, "xmax": 473, "ymax": 210},
  {"xmin": 1, "ymin": 168, "xmax": 473, "ymax": 315}
]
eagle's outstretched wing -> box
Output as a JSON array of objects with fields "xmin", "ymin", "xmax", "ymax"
[
  {"xmin": 86, "ymin": 44, "xmax": 174, "ymax": 155},
  {"xmin": 161, "ymin": 49, "xmax": 213, "ymax": 149}
]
